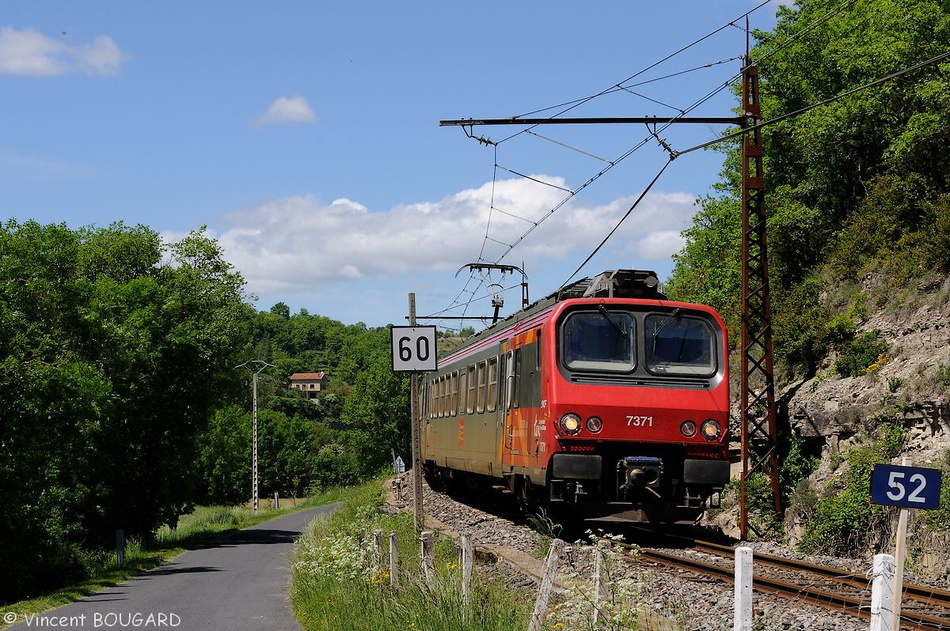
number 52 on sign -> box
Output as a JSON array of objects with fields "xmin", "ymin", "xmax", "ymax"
[{"xmin": 870, "ymin": 464, "xmax": 942, "ymax": 510}]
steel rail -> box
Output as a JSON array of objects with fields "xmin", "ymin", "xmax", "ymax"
[
  {"xmin": 623, "ymin": 545, "xmax": 950, "ymax": 630},
  {"xmin": 692, "ymin": 539, "xmax": 950, "ymax": 611}
]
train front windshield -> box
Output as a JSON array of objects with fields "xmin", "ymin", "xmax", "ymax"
[
  {"xmin": 644, "ymin": 314, "xmax": 716, "ymax": 376},
  {"xmin": 562, "ymin": 311, "xmax": 636, "ymax": 372},
  {"xmin": 560, "ymin": 308, "xmax": 717, "ymax": 377}
]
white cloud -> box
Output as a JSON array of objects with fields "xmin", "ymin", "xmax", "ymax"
[
  {"xmin": 209, "ymin": 177, "xmax": 699, "ymax": 305},
  {"xmin": 77, "ymin": 36, "xmax": 123, "ymax": 76},
  {"xmin": 0, "ymin": 27, "xmax": 124, "ymax": 76},
  {"xmin": 255, "ymin": 96, "xmax": 316, "ymax": 126}
]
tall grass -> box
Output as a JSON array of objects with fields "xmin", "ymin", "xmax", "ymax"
[{"xmin": 290, "ymin": 479, "xmax": 534, "ymax": 631}]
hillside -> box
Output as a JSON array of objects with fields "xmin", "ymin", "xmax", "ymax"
[{"xmin": 668, "ymin": 0, "xmax": 950, "ymax": 564}]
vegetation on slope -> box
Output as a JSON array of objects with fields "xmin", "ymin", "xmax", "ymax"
[
  {"xmin": 667, "ymin": 0, "xmax": 950, "ymax": 379},
  {"xmin": 666, "ymin": 0, "xmax": 950, "ymax": 552}
]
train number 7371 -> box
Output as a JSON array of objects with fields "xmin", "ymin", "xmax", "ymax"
[{"xmin": 626, "ymin": 415, "xmax": 654, "ymax": 428}]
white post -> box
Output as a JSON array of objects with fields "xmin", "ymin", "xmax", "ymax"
[
  {"xmin": 528, "ymin": 539, "xmax": 564, "ymax": 631},
  {"xmin": 389, "ymin": 531, "xmax": 399, "ymax": 589},
  {"xmin": 734, "ymin": 546, "xmax": 753, "ymax": 631},
  {"xmin": 251, "ymin": 369, "xmax": 259, "ymax": 512},
  {"xmin": 891, "ymin": 457, "xmax": 912, "ymax": 631},
  {"xmin": 409, "ymin": 293, "xmax": 424, "ymax": 532},
  {"xmin": 870, "ymin": 553, "xmax": 895, "ymax": 631},
  {"xmin": 420, "ymin": 531, "xmax": 434, "ymax": 584},
  {"xmin": 115, "ymin": 529, "xmax": 125, "ymax": 568}
]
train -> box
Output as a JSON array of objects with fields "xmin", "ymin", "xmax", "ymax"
[{"xmin": 421, "ymin": 269, "xmax": 731, "ymax": 525}]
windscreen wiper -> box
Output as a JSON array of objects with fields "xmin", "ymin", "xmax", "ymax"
[
  {"xmin": 651, "ymin": 307, "xmax": 682, "ymax": 340},
  {"xmin": 598, "ymin": 304, "xmax": 628, "ymax": 336}
]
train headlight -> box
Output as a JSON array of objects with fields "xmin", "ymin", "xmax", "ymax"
[
  {"xmin": 680, "ymin": 420, "xmax": 697, "ymax": 437},
  {"xmin": 701, "ymin": 419, "xmax": 721, "ymax": 441},
  {"xmin": 585, "ymin": 416, "xmax": 603, "ymax": 433},
  {"xmin": 559, "ymin": 413, "xmax": 582, "ymax": 435}
]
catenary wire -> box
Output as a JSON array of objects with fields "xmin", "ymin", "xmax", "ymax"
[
  {"xmin": 442, "ymin": 1, "xmax": 776, "ymax": 320},
  {"xmin": 560, "ymin": 157, "xmax": 674, "ymax": 289},
  {"xmin": 676, "ymin": 49, "xmax": 950, "ymax": 158}
]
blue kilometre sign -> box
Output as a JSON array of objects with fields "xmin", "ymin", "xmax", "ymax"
[{"xmin": 871, "ymin": 464, "xmax": 943, "ymax": 510}]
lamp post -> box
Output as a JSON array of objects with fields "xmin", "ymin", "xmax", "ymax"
[{"xmin": 236, "ymin": 360, "xmax": 274, "ymax": 511}]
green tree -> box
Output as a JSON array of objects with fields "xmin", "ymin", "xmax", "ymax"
[
  {"xmin": 339, "ymin": 350, "xmax": 411, "ymax": 477},
  {"xmin": 0, "ymin": 222, "xmax": 248, "ymax": 602}
]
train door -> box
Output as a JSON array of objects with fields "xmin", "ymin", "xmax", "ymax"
[
  {"xmin": 518, "ymin": 336, "xmax": 542, "ymax": 462},
  {"xmin": 503, "ymin": 348, "xmax": 515, "ymax": 451}
]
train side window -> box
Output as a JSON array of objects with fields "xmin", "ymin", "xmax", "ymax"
[
  {"xmin": 435, "ymin": 376, "xmax": 442, "ymax": 418},
  {"xmin": 466, "ymin": 365, "xmax": 476, "ymax": 414},
  {"xmin": 513, "ymin": 349, "xmax": 524, "ymax": 409},
  {"xmin": 518, "ymin": 341, "xmax": 541, "ymax": 408},
  {"xmin": 505, "ymin": 350, "xmax": 516, "ymax": 409},
  {"xmin": 422, "ymin": 381, "xmax": 432, "ymax": 418},
  {"xmin": 450, "ymin": 371, "xmax": 458, "ymax": 416},
  {"xmin": 486, "ymin": 356, "xmax": 499, "ymax": 412},
  {"xmin": 458, "ymin": 369, "xmax": 467, "ymax": 415},
  {"xmin": 441, "ymin": 376, "xmax": 448, "ymax": 417},
  {"xmin": 476, "ymin": 361, "xmax": 487, "ymax": 413}
]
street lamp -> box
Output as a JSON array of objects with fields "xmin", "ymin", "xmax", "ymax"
[{"xmin": 236, "ymin": 360, "xmax": 274, "ymax": 511}]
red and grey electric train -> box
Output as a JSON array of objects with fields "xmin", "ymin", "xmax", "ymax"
[{"xmin": 421, "ymin": 269, "xmax": 731, "ymax": 524}]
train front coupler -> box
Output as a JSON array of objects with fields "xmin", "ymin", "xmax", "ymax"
[{"xmin": 617, "ymin": 456, "xmax": 663, "ymax": 500}]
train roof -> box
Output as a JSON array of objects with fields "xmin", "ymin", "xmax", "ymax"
[{"xmin": 442, "ymin": 269, "xmax": 666, "ymax": 361}]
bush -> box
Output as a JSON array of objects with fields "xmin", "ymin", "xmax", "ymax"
[
  {"xmin": 799, "ymin": 423, "xmax": 905, "ymax": 555},
  {"xmin": 834, "ymin": 330, "xmax": 888, "ymax": 377}
]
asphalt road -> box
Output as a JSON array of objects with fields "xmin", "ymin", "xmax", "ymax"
[{"xmin": 8, "ymin": 504, "xmax": 339, "ymax": 631}]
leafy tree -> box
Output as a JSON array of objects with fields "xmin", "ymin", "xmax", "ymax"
[
  {"xmin": 0, "ymin": 222, "xmax": 248, "ymax": 602},
  {"xmin": 339, "ymin": 349, "xmax": 411, "ymax": 477},
  {"xmin": 670, "ymin": 0, "xmax": 950, "ymax": 377}
]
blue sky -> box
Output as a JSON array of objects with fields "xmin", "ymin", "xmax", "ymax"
[{"xmin": 1, "ymin": 1, "xmax": 779, "ymax": 328}]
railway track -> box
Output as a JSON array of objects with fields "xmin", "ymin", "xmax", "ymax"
[{"xmin": 616, "ymin": 537, "xmax": 950, "ymax": 630}]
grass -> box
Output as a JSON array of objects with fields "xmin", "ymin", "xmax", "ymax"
[
  {"xmin": 291, "ymin": 478, "xmax": 536, "ymax": 631},
  {"xmin": 0, "ymin": 490, "xmax": 348, "ymax": 630}
]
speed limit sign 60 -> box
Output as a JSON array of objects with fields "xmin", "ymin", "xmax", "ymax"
[{"xmin": 391, "ymin": 326, "xmax": 438, "ymax": 372}]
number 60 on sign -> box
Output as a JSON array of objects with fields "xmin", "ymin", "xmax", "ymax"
[
  {"xmin": 870, "ymin": 464, "xmax": 942, "ymax": 510},
  {"xmin": 391, "ymin": 326, "xmax": 438, "ymax": 372}
]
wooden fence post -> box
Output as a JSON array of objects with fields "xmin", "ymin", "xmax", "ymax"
[
  {"xmin": 373, "ymin": 529, "xmax": 383, "ymax": 572},
  {"xmin": 591, "ymin": 547, "xmax": 604, "ymax": 626},
  {"xmin": 460, "ymin": 535, "xmax": 474, "ymax": 617},
  {"xmin": 420, "ymin": 531, "xmax": 434, "ymax": 584},
  {"xmin": 528, "ymin": 538, "xmax": 564, "ymax": 631}
]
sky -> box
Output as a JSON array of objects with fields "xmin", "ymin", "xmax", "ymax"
[{"xmin": 1, "ymin": 1, "xmax": 781, "ymax": 329}]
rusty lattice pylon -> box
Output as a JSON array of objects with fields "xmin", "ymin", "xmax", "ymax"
[{"xmin": 739, "ymin": 62, "xmax": 781, "ymax": 540}]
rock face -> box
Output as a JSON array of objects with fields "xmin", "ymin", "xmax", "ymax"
[
  {"xmin": 783, "ymin": 287, "xmax": 950, "ymax": 467},
  {"xmin": 770, "ymin": 278, "xmax": 950, "ymax": 567}
]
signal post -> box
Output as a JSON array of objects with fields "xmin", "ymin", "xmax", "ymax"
[{"xmin": 391, "ymin": 294, "xmax": 438, "ymax": 531}]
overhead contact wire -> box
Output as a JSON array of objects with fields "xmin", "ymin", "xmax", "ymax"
[
  {"xmin": 678, "ymin": 49, "xmax": 950, "ymax": 157},
  {"xmin": 561, "ymin": 157, "xmax": 674, "ymax": 288}
]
